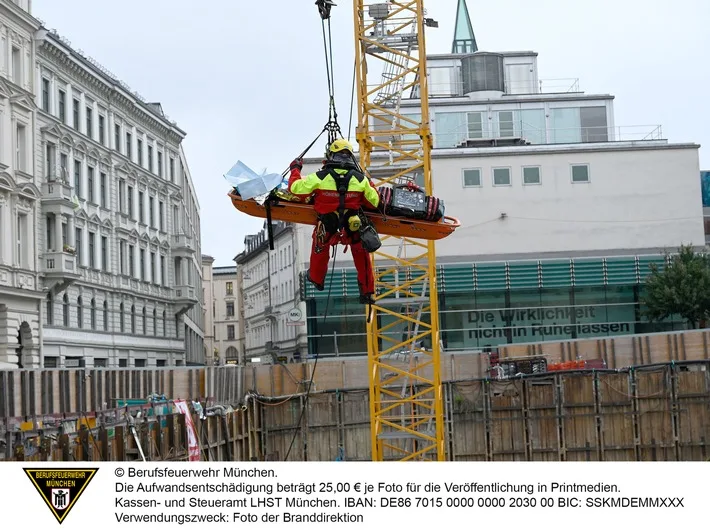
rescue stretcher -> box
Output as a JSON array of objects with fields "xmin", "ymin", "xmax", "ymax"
[{"xmin": 228, "ymin": 191, "xmax": 461, "ymax": 240}]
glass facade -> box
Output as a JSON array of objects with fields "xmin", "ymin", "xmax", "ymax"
[
  {"xmin": 433, "ymin": 106, "xmax": 608, "ymax": 148},
  {"xmin": 305, "ymin": 255, "xmax": 686, "ymax": 357}
]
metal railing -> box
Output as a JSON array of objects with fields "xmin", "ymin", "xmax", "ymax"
[
  {"xmin": 384, "ymin": 77, "xmax": 582, "ymax": 99},
  {"xmin": 436, "ymin": 122, "xmax": 665, "ymax": 148}
]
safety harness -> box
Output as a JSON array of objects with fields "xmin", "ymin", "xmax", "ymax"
[{"xmin": 315, "ymin": 166, "xmax": 359, "ymax": 230}]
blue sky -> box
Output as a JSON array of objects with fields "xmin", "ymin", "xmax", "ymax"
[{"xmin": 32, "ymin": 0, "xmax": 710, "ymax": 266}]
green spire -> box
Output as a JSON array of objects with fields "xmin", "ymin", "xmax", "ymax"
[{"xmin": 452, "ymin": 0, "xmax": 478, "ymax": 54}]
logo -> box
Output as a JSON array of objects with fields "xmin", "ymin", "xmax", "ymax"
[
  {"xmin": 288, "ymin": 307, "xmax": 303, "ymax": 321},
  {"xmin": 24, "ymin": 468, "xmax": 98, "ymax": 524}
]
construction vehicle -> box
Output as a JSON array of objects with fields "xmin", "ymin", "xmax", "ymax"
[{"xmin": 228, "ymin": 0, "xmax": 450, "ymax": 461}]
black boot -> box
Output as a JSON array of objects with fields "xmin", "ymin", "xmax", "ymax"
[{"xmin": 307, "ymin": 269, "xmax": 325, "ymax": 291}]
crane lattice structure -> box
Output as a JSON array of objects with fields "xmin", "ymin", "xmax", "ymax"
[{"xmin": 353, "ymin": 0, "xmax": 446, "ymax": 461}]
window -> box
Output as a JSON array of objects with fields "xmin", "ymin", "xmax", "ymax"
[
  {"xmin": 493, "ymin": 167, "xmax": 511, "ymax": 186},
  {"xmin": 11, "ymin": 46, "xmax": 21, "ymax": 84},
  {"xmin": 85, "ymin": 106, "xmax": 93, "ymax": 138},
  {"xmin": 87, "ymin": 166, "xmax": 94, "ymax": 203},
  {"xmin": 467, "ymin": 112, "xmax": 484, "ymax": 139},
  {"xmin": 73, "ymin": 159, "xmax": 81, "ymax": 197},
  {"xmin": 160, "ymin": 255, "xmax": 166, "ymax": 285},
  {"xmin": 100, "ymin": 172, "xmax": 107, "ymax": 207},
  {"xmin": 169, "ymin": 158, "xmax": 175, "ymax": 181},
  {"xmin": 138, "ymin": 191, "xmax": 144, "ymax": 223},
  {"xmin": 149, "ymin": 196, "xmax": 154, "ymax": 227},
  {"xmin": 46, "ymin": 293, "xmax": 54, "ymax": 325},
  {"xmin": 103, "ymin": 301, "xmax": 109, "ymax": 331},
  {"xmin": 522, "ymin": 166, "xmax": 541, "ymax": 185},
  {"xmin": 126, "ymin": 132, "xmax": 132, "ymax": 158},
  {"xmin": 462, "ymin": 168, "xmax": 481, "ymax": 187},
  {"xmin": 153, "ymin": 309, "xmax": 157, "ymax": 335},
  {"xmin": 580, "ymin": 106, "xmax": 608, "ymax": 142},
  {"xmin": 127, "ymin": 186, "xmax": 134, "ymax": 218},
  {"xmin": 150, "ymin": 252, "xmax": 156, "ymax": 283},
  {"xmin": 498, "ymin": 111, "xmax": 516, "ymax": 137},
  {"xmin": 571, "ymin": 164, "xmax": 590, "ymax": 183},
  {"xmin": 137, "ymin": 138, "xmax": 143, "ymax": 166},
  {"xmin": 58, "ymin": 90, "xmax": 66, "ymax": 122},
  {"xmin": 129, "ymin": 245, "xmax": 135, "ymax": 277},
  {"xmin": 119, "ymin": 240, "xmax": 126, "ymax": 274},
  {"xmin": 142, "ymin": 307, "xmax": 146, "ymax": 334},
  {"xmin": 90, "ymin": 298, "xmax": 96, "ymax": 329},
  {"xmin": 131, "ymin": 305, "xmax": 136, "ymax": 334},
  {"xmin": 98, "ymin": 115, "xmax": 105, "ymax": 145},
  {"xmin": 75, "ymin": 228, "xmax": 83, "ymax": 266},
  {"xmin": 226, "ymin": 282, "xmax": 233, "ymax": 296},
  {"xmin": 120, "ymin": 302, "xmax": 125, "ymax": 332},
  {"xmin": 158, "ymin": 151, "xmax": 163, "ymax": 177},
  {"xmin": 88, "ymin": 231, "xmax": 95, "ymax": 268},
  {"xmin": 101, "ymin": 236, "xmax": 108, "ymax": 270},
  {"xmin": 41, "ymin": 78, "xmax": 50, "ymax": 112},
  {"xmin": 15, "ymin": 124, "xmax": 27, "ymax": 171},
  {"xmin": 226, "ymin": 302, "xmax": 235, "ymax": 317},
  {"xmin": 59, "ymin": 153, "xmax": 68, "ymax": 180},
  {"xmin": 163, "ymin": 310, "xmax": 167, "ymax": 337},
  {"xmin": 63, "ymin": 294, "xmax": 70, "ymax": 326},
  {"xmin": 227, "ymin": 325, "xmax": 235, "ymax": 340},
  {"xmin": 140, "ymin": 249, "xmax": 145, "ymax": 280},
  {"xmin": 148, "ymin": 145, "xmax": 153, "ymax": 172},
  {"xmin": 159, "ymin": 201, "xmax": 164, "ymax": 231},
  {"xmin": 77, "ymin": 297, "xmax": 83, "ymax": 328},
  {"xmin": 73, "ymin": 98, "xmax": 80, "ymax": 129},
  {"xmin": 118, "ymin": 181, "xmax": 126, "ymax": 212},
  {"xmin": 114, "ymin": 124, "xmax": 120, "ymax": 151}
]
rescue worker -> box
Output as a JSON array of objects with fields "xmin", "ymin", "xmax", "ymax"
[{"xmin": 288, "ymin": 139, "xmax": 380, "ymax": 304}]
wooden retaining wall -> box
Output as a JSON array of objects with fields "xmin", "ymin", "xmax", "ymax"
[
  {"xmin": 2, "ymin": 329, "xmax": 710, "ymax": 419},
  {"xmin": 2, "ymin": 361, "xmax": 709, "ymax": 461},
  {"xmin": 256, "ymin": 361, "xmax": 710, "ymax": 462}
]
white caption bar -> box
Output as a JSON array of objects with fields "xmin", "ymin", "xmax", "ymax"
[{"xmin": 3, "ymin": 461, "xmax": 703, "ymax": 531}]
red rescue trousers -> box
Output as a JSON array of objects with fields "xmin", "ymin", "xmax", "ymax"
[{"xmin": 309, "ymin": 219, "xmax": 375, "ymax": 296}]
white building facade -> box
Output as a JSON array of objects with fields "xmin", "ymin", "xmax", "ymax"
[
  {"xmin": 33, "ymin": 29, "xmax": 204, "ymax": 368},
  {"xmin": 0, "ymin": 0, "xmax": 42, "ymax": 368},
  {"xmin": 0, "ymin": 0, "xmax": 204, "ymax": 368},
  {"xmin": 235, "ymin": 221, "xmax": 307, "ymax": 364},
  {"xmin": 202, "ymin": 256, "xmax": 242, "ymax": 365}
]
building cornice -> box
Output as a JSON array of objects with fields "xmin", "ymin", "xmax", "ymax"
[
  {"xmin": 0, "ymin": 1, "xmax": 41, "ymax": 32},
  {"xmin": 36, "ymin": 31, "xmax": 186, "ymax": 144}
]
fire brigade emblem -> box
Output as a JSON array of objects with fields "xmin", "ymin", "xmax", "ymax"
[{"xmin": 24, "ymin": 468, "xmax": 98, "ymax": 524}]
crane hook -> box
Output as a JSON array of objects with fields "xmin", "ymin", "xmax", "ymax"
[{"xmin": 316, "ymin": 0, "xmax": 336, "ymax": 20}]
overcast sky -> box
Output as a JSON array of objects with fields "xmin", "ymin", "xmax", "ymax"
[{"xmin": 32, "ymin": 0, "xmax": 710, "ymax": 267}]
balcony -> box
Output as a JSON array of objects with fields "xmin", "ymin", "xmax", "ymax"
[
  {"xmin": 42, "ymin": 250, "xmax": 80, "ymax": 293},
  {"xmin": 41, "ymin": 180, "xmax": 75, "ymax": 212},
  {"xmin": 172, "ymin": 234, "xmax": 195, "ymax": 257},
  {"xmin": 174, "ymin": 284, "xmax": 198, "ymax": 315}
]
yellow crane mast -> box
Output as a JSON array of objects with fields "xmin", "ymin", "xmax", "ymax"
[{"xmin": 352, "ymin": 0, "xmax": 446, "ymax": 461}]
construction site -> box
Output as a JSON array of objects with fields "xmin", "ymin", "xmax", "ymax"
[
  {"xmin": 2, "ymin": 327, "xmax": 710, "ymax": 462},
  {"xmin": 2, "ymin": 0, "xmax": 709, "ymax": 464}
]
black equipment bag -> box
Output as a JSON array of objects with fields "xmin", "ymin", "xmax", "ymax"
[
  {"xmin": 378, "ymin": 184, "xmax": 445, "ymax": 222},
  {"xmin": 359, "ymin": 224, "xmax": 381, "ymax": 253}
]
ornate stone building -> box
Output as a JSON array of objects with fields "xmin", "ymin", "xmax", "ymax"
[
  {"xmin": 0, "ymin": 0, "xmax": 205, "ymax": 367},
  {"xmin": 0, "ymin": 0, "xmax": 42, "ymax": 368}
]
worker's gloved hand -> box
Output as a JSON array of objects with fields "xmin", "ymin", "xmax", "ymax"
[{"xmin": 290, "ymin": 158, "xmax": 303, "ymax": 171}]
